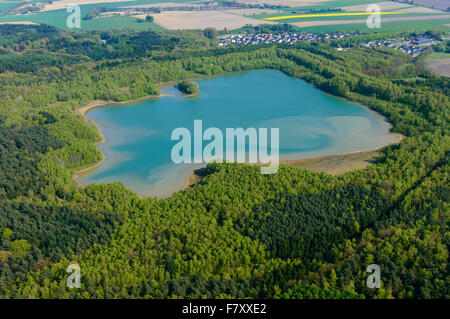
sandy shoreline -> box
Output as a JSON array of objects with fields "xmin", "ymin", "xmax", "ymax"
[
  {"xmin": 72, "ymin": 89, "xmax": 180, "ymax": 184},
  {"xmin": 186, "ymin": 132, "xmax": 404, "ymax": 188},
  {"xmin": 280, "ymin": 132, "xmax": 404, "ymax": 174},
  {"xmin": 74, "ymin": 94, "xmax": 165, "ymax": 116}
]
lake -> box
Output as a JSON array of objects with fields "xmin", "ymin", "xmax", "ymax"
[{"xmin": 77, "ymin": 70, "xmax": 398, "ymax": 197}]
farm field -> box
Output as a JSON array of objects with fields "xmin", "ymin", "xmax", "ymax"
[
  {"xmin": 126, "ymin": 2, "xmax": 203, "ymax": 9},
  {"xmin": 0, "ymin": 21, "xmax": 37, "ymax": 25},
  {"xmin": 39, "ymin": 0, "xmax": 138, "ymax": 12},
  {"xmin": 411, "ymin": 0, "xmax": 450, "ymax": 10},
  {"xmin": 256, "ymin": 11, "xmax": 447, "ymax": 23},
  {"xmin": 150, "ymin": 10, "xmax": 278, "ymax": 30},
  {"xmin": 298, "ymin": 16, "xmax": 450, "ymax": 33},
  {"xmin": 426, "ymin": 52, "xmax": 450, "ymax": 60},
  {"xmin": 0, "ymin": 0, "xmax": 282, "ymax": 31},
  {"xmin": 246, "ymin": 0, "xmax": 449, "ymax": 34},
  {"xmin": 261, "ymin": 11, "xmax": 409, "ymax": 21},
  {"xmin": 0, "ymin": 9, "xmax": 164, "ymax": 30},
  {"xmin": 236, "ymin": 0, "xmax": 386, "ymax": 7},
  {"xmin": 289, "ymin": 13, "xmax": 450, "ymax": 26},
  {"xmin": 400, "ymin": 6, "xmax": 446, "ymax": 13},
  {"xmin": 2, "ymin": 0, "xmax": 448, "ymax": 32},
  {"xmin": 274, "ymin": 0, "xmax": 388, "ymax": 11},
  {"xmin": 0, "ymin": 0, "xmax": 191, "ymax": 30},
  {"xmin": 426, "ymin": 57, "xmax": 450, "ymax": 77},
  {"xmin": 338, "ymin": 1, "xmax": 445, "ymax": 13},
  {"xmin": 0, "ymin": 1, "xmax": 17, "ymax": 12},
  {"xmin": 425, "ymin": 52, "xmax": 450, "ymax": 77},
  {"xmin": 339, "ymin": 1, "xmax": 413, "ymax": 11},
  {"xmin": 235, "ymin": 0, "xmax": 328, "ymax": 6}
]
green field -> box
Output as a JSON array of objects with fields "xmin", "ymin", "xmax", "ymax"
[
  {"xmin": 0, "ymin": 3, "xmax": 18, "ymax": 12},
  {"xmin": 277, "ymin": 0, "xmax": 387, "ymax": 11},
  {"xmin": 298, "ymin": 18, "xmax": 450, "ymax": 34},
  {"xmin": 252, "ymin": 12, "xmax": 445, "ymax": 23},
  {"xmin": 0, "ymin": 10, "xmax": 165, "ymax": 31},
  {"xmin": 0, "ymin": 0, "xmax": 194, "ymax": 31}
]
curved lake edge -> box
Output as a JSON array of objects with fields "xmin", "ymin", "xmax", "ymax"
[
  {"xmin": 187, "ymin": 133, "xmax": 404, "ymax": 188},
  {"xmin": 71, "ymin": 80, "xmax": 202, "ymax": 187},
  {"xmin": 73, "ymin": 70, "xmax": 405, "ymax": 197}
]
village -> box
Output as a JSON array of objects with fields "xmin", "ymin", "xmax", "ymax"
[
  {"xmin": 358, "ymin": 36, "xmax": 439, "ymax": 56},
  {"xmin": 218, "ymin": 32, "xmax": 439, "ymax": 56},
  {"xmin": 217, "ymin": 31, "xmax": 358, "ymax": 47}
]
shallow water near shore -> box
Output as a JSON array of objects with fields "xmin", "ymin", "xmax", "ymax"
[{"xmin": 77, "ymin": 69, "xmax": 398, "ymax": 198}]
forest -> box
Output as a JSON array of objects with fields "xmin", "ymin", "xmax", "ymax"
[
  {"xmin": 177, "ymin": 80, "xmax": 199, "ymax": 95},
  {"xmin": 0, "ymin": 24, "xmax": 448, "ymax": 299}
]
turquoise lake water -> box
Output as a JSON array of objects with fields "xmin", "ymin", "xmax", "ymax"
[{"xmin": 77, "ymin": 70, "xmax": 398, "ymax": 197}]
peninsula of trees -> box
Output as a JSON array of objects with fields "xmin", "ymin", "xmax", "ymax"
[{"xmin": 177, "ymin": 80, "xmax": 199, "ymax": 96}]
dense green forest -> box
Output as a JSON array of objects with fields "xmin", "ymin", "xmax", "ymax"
[
  {"xmin": 177, "ymin": 79, "xmax": 199, "ymax": 95},
  {"xmin": 0, "ymin": 25, "xmax": 448, "ymax": 299}
]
